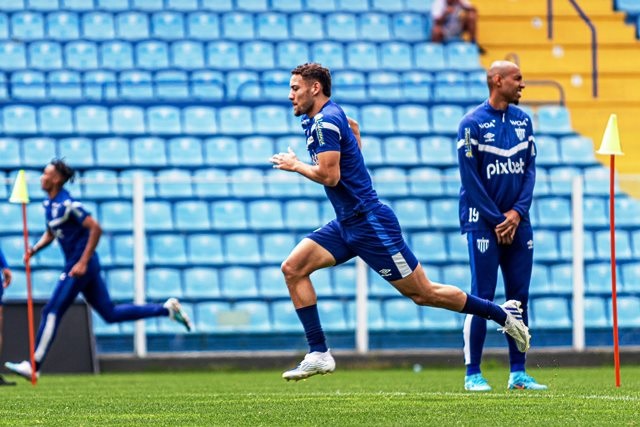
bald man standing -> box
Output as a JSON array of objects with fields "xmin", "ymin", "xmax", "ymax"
[{"xmin": 456, "ymin": 61, "xmax": 547, "ymax": 391}]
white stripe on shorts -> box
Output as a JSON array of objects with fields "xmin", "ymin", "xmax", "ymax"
[{"xmin": 392, "ymin": 252, "xmax": 412, "ymax": 278}]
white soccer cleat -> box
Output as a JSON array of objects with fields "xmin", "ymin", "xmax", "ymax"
[
  {"xmin": 4, "ymin": 361, "xmax": 39, "ymax": 381},
  {"xmin": 499, "ymin": 300, "xmax": 531, "ymax": 353},
  {"xmin": 282, "ymin": 350, "xmax": 336, "ymax": 381},
  {"xmin": 164, "ymin": 297, "xmax": 193, "ymax": 331}
]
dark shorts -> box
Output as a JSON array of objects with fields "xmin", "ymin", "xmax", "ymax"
[{"xmin": 306, "ymin": 204, "xmax": 419, "ymax": 281}]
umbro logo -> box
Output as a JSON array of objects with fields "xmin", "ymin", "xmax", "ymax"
[{"xmin": 378, "ymin": 268, "xmax": 392, "ymax": 277}]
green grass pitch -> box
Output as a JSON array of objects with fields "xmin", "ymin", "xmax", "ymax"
[{"xmin": 0, "ymin": 365, "xmax": 638, "ymax": 426}]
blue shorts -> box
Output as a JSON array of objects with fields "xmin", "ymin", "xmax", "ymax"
[{"xmin": 307, "ymin": 204, "xmax": 419, "ymax": 281}]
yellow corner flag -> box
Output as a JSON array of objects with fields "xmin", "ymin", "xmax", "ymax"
[
  {"xmin": 597, "ymin": 114, "xmax": 624, "ymax": 156},
  {"xmin": 9, "ymin": 169, "xmax": 30, "ymax": 204}
]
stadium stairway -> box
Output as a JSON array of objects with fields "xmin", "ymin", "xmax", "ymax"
[{"xmin": 473, "ymin": 0, "xmax": 640, "ymax": 197}]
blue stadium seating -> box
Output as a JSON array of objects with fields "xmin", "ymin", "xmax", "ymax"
[
  {"xmin": 533, "ymin": 135, "xmax": 560, "ymax": 166},
  {"xmin": 585, "ymin": 262, "xmax": 614, "ymax": 294},
  {"xmin": 346, "ymin": 42, "xmax": 379, "ymax": 70},
  {"xmin": 383, "ymin": 136, "xmax": 419, "ymax": 165},
  {"xmin": 380, "ymin": 42, "xmax": 413, "ymax": 70},
  {"xmin": 48, "ymin": 70, "xmax": 82, "ymax": 100},
  {"xmin": 12, "ymin": 11, "xmax": 45, "ymax": 40},
  {"xmin": 81, "ymin": 12, "xmax": 115, "ymax": 40},
  {"xmin": 396, "ymin": 105, "xmax": 430, "ymax": 133},
  {"xmin": 401, "ymin": 71, "xmax": 433, "ymax": 101},
  {"xmin": 534, "ymin": 230, "xmax": 560, "ymax": 262},
  {"xmin": 119, "ymin": 70, "xmax": 154, "ymax": 100},
  {"xmin": 146, "ymin": 267, "xmax": 183, "ymax": 299},
  {"xmin": 411, "ymin": 231, "xmax": 447, "ymax": 262},
  {"xmin": 157, "ymin": 168, "xmax": 193, "ymax": 198},
  {"xmin": 318, "ymin": 301, "xmax": 348, "ymax": 332},
  {"xmin": 441, "ymin": 167, "xmax": 460, "ymax": 196},
  {"xmin": 384, "ymin": 298, "xmax": 421, "ymax": 329},
  {"xmin": 29, "ymin": 41, "xmax": 63, "ymax": 70},
  {"xmin": 83, "ymin": 169, "xmax": 119, "ymax": 199},
  {"xmin": 595, "ymin": 229, "xmax": 633, "ymax": 261},
  {"xmin": 21, "ymin": 137, "xmax": 55, "ymax": 167},
  {"xmin": 537, "ymin": 105, "xmax": 573, "ymax": 134},
  {"xmin": 414, "ymin": 42, "xmax": 446, "ymax": 71},
  {"xmin": 191, "ymin": 70, "xmax": 225, "ymax": 100},
  {"xmin": 393, "ymin": 13, "xmax": 426, "ymax": 41},
  {"xmin": 531, "ymin": 297, "xmax": 571, "ymax": 329},
  {"xmin": 275, "ymin": 41, "xmax": 309, "ymax": 69},
  {"xmin": 616, "ymin": 296, "xmax": 640, "ymax": 328},
  {"xmin": 360, "ymin": 136, "xmax": 383, "ymax": 165},
  {"xmin": 445, "ymin": 42, "xmax": 481, "ymax": 71},
  {"xmin": 446, "ymin": 232, "xmax": 468, "ymax": 262},
  {"xmin": 166, "ymin": 137, "xmax": 203, "ymax": 167},
  {"xmin": 333, "ymin": 71, "xmax": 367, "ymax": 102},
  {"xmin": 116, "ymin": 11, "xmax": 150, "ymax": 40},
  {"xmin": 0, "ymin": 138, "xmax": 21, "ymax": 168},
  {"xmin": 361, "ymin": 105, "xmax": 395, "ymax": 133},
  {"xmin": 429, "ymin": 198, "xmax": 460, "ymax": 228},
  {"xmin": 421, "ymin": 306, "xmax": 461, "ymax": 330},
  {"xmin": 136, "ymin": 40, "xmax": 170, "ymax": 69},
  {"xmin": 186, "ymin": 233, "xmax": 224, "ymax": 264},
  {"xmin": 112, "ymin": 106, "xmax": 146, "ymax": 134},
  {"xmin": 100, "ymin": 200, "xmax": 133, "ymax": 232},
  {"xmin": 211, "ymin": 200, "xmax": 247, "ymax": 230},
  {"xmin": 131, "ymin": 137, "xmax": 167, "ymax": 166},
  {"xmin": 333, "ymin": 264, "xmax": 356, "ymax": 296},
  {"xmin": 621, "ymin": 263, "xmax": 640, "ymax": 292},
  {"xmin": 253, "ymin": 106, "xmax": 290, "ymax": 134},
  {"xmin": 312, "ymin": 41, "xmax": 345, "ymax": 70},
  {"xmin": 261, "ymin": 233, "xmax": 295, "ymax": 263},
  {"xmin": 111, "ymin": 234, "xmax": 134, "ymax": 265},
  {"xmin": 346, "ymin": 300, "xmax": 385, "ymax": 330},
  {"xmin": 47, "ymin": 11, "xmax": 80, "ymax": 40},
  {"xmin": 11, "ymin": 71, "xmax": 46, "ymax": 100},
  {"xmin": 232, "ymin": 301, "xmax": 272, "ymax": 332},
  {"xmin": 145, "ymin": 200, "xmax": 174, "ymax": 230},
  {"xmin": 368, "ymin": 71, "xmax": 402, "ymax": 101},
  {"xmin": 219, "ymin": 106, "xmax": 254, "ymax": 133},
  {"xmin": 248, "ymin": 200, "xmax": 284, "ymax": 230},
  {"xmin": 615, "ymin": 0, "xmax": 640, "ymax": 14},
  {"xmin": 271, "ymin": 300, "xmax": 301, "ymax": 331},
  {"xmin": 535, "ymin": 197, "xmax": 572, "ymax": 227},
  {"xmin": 151, "ymin": 11, "xmax": 185, "ymax": 40},
  {"xmin": 222, "ymin": 12, "xmax": 255, "ymax": 40},
  {"xmin": 394, "ymin": 199, "xmax": 429, "ymax": 228},
  {"xmin": 434, "ymin": 71, "xmax": 468, "ymax": 101},
  {"xmin": 183, "ymin": 106, "xmax": 217, "ymax": 135},
  {"xmin": 106, "ymin": 269, "xmax": 135, "ymax": 300},
  {"xmin": 257, "ymin": 266, "xmax": 288, "ymax": 298},
  {"xmin": 284, "ymin": 199, "xmax": 320, "ymax": 229},
  {"xmin": 100, "ymin": 41, "xmax": 134, "ymax": 71},
  {"xmin": 39, "ymin": 105, "xmax": 73, "ymax": 134},
  {"xmin": 95, "ymin": 137, "xmax": 130, "ymax": 167},
  {"xmin": 224, "ymin": 233, "xmax": 261, "ymax": 264},
  {"xmin": 183, "ymin": 267, "xmax": 221, "ymax": 299},
  {"xmin": 583, "ymin": 296, "xmax": 609, "ymax": 328},
  {"xmin": 559, "ymin": 135, "xmax": 596, "ymax": 165},
  {"xmin": 193, "ymin": 168, "xmax": 229, "ymax": 198},
  {"xmin": 372, "ymin": 167, "xmax": 408, "ymax": 197},
  {"xmin": 3, "ymin": 105, "xmax": 37, "ymax": 134},
  {"xmin": 614, "ymin": 197, "xmax": 640, "ymax": 227},
  {"xmin": 83, "ymin": 71, "xmax": 117, "ymax": 101},
  {"xmin": 149, "ymin": 235, "xmax": 187, "ymax": 265},
  {"xmin": 230, "ymin": 168, "xmax": 265, "ymax": 197},
  {"xmin": 172, "ymin": 40, "xmax": 205, "ymax": 69},
  {"xmin": 431, "ymin": 105, "xmax": 464, "ymax": 134},
  {"xmin": 242, "ymin": 41, "xmax": 276, "ymax": 70},
  {"xmin": 0, "ymin": 42, "xmax": 27, "ymax": 70},
  {"xmin": 220, "ymin": 266, "xmax": 259, "ymax": 297}
]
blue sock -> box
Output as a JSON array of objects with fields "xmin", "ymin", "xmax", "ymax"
[
  {"xmin": 295, "ymin": 304, "xmax": 328, "ymax": 353},
  {"xmin": 466, "ymin": 364, "xmax": 481, "ymax": 376},
  {"xmin": 461, "ymin": 294, "xmax": 507, "ymax": 326}
]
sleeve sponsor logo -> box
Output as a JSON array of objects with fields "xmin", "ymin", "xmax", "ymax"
[{"xmin": 464, "ymin": 127, "xmax": 473, "ymax": 158}]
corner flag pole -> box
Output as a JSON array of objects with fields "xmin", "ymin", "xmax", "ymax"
[
  {"xmin": 9, "ymin": 170, "xmax": 36, "ymax": 386},
  {"xmin": 596, "ymin": 114, "xmax": 624, "ymax": 388}
]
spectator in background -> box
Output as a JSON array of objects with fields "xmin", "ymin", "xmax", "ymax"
[
  {"xmin": 0, "ymin": 249, "xmax": 15, "ymax": 385},
  {"xmin": 431, "ymin": 0, "xmax": 486, "ymax": 54}
]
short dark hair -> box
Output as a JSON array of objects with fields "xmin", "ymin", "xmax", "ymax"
[
  {"xmin": 50, "ymin": 158, "xmax": 75, "ymax": 184},
  {"xmin": 291, "ymin": 63, "xmax": 332, "ymax": 97}
]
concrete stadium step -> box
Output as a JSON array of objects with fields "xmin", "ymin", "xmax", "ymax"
[
  {"xmin": 475, "ymin": 0, "xmax": 622, "ymax": 18},
  {"xmin": 521, "ymin": 74, "xmax": 640, "ymax": 103}
]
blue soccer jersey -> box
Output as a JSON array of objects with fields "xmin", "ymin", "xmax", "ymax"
[
  {"xmin": 457, "ymin": 100, "xmax": 536, "ymax": 232},
  {"xmin": 43, "ymin": 189, "xmax": 91, "ymax": 267},
  {"xmin": 302, "ymin": 100, "xmax": 379, "ymax": 221},
  {"xmin": 0, "ymin": 248, "xmax": 7, "ymax": 270}
]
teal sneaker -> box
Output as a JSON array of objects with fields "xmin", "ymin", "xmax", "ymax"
[
  {"xmin": 464, "ymin": 373, "xmax": 492, "ymax": 391},
  {"xmin": 508, "ymin": 371, "xmax": 548, "ymax": 390},
  {"xmin": 164, "ymin": 298, "xmax": 193, "ymax": 331}
]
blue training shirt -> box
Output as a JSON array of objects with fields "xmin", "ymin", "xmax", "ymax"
[
  {"xmin": 0, "ymin": 248, "xmax": 8, "ymax": 269},
  {"xmin": 302, "ymin": 100, "xmax": 379, "ymax": 222},
  {"xmin": 44, "ymin": 188, "xmax": 91, "ymax": 266},
  {"xmin": 456, "ymin": 100, "xmax": 536, "ymax": 232}
]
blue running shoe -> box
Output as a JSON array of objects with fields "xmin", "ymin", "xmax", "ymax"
[
  {"xmin": 508, "ymin": 371, "xmax": 548, "ymax": 390},
  {"xmin": 464, "ymin": 373, "xmax": 492, "ymax": 391}
]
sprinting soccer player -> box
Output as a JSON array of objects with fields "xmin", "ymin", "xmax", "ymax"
[
  {"xmin": 270, "ymin": 62, "xmax": 531, "ymax": 381},
  {"xmin": 5, "ymin": 159, "xmax": 192, "ymax": 380},
  {"xmin": 456, "ymin": 60, "xmax": 546, "ymax": 391},
  {"xmin": 0, "ymin": 249, "xmax": 16, "ymax": 385}
]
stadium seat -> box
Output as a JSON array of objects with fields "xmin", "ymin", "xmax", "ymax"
[
  {"xmin": 100, "ymin": 201, "xmax": 133, "ymax": 232},
  {"xmin": 203, "ymin": 137, "xmax": 239, "ymax": 166},
  {"xmin": 537, "ymin": 105, "xmax": 572, "ymax": 134},
  {"xmin": 559, "ymin": 135, "xmax": 596, "ymax": 165},
  {"xmin": 326, "ymin": 12, "xmax": 357, "ymax": 41},
  {"xmin": 253, "ymin": 106, "xmax": 290, "ymax": 134},
  {"xmin": 58, "ymin": 137, "xmax": 94, "ymax": 167},
  {"xmin": 95, "ymin": 137, "xmax": 130, "ymax": 167},
  {"xmin": 48, "ymin": 70, "xmax": 82, "ymax": 100},
  {"xmin": 408, "ymin": 167, "xmax": 443, "ymax": 197},
  {"xmin": 194, "ymin": 301, "xmax": 230, "ymax": 332},
  {"xmin": 187, "ymin": 11, "xmax": 220, "ymax": 40},
  {"xmin": 39, "ymin": 105, "xmax": 73, "ymax": 134},
  {"xmin": 284, "ymin": 199, "xmax": 320, "ymax": 229},
  {"xmin": 156, "ymin": 168, "xmax": 193, "ymax": 198},
  {"xmin": 414, "ymin": 42, "xmax": 446, "ymax": 71},
  {"xmin": 261, "ymin": 233, "xmax": 295, "ymax": 263},
  {"xmin": 242, "ymin": 41, "xmax": 276, "ymax": 70},
  {"xmin": 183, "ymin": 267, "xmax": 221, "ymax": 299},
  {"xmin": 384, "ymin": 298, "xmax": 421, "ymax": 329},
  {"xmin": 418, "ymin": 136, "xmax": 456, "ymax": 166},
  {"xmin": 411, "ymin": 231, "xmax": 447, "ymax": 263},
  {"xmin": 116, "ymin": 11, "xmax": 150, "ymax": 40},
  {"xmin": 401, "ymin": 71, "xmax": 433, "ymax": 102},
  {"xmin": 110, "ymin": 234, "xmax": 134, "ymax": 265},
  {"xmin": 583, "ymin": 166, "xmax": 619, "ymax": 196},
  {"xmin": 0, "ymin": 13, "xmax": 7, "ymax": 39},
  {"xmin": 0, "ymin": 235, "xmax": 25, "ymax": 269},
  {"xmin": 36, "ymin": 240, "xmax": 64, "ymax": 267},
  {"xmin": 151, "ymin": 11, "xmax": 185, "ymax": 40},
  {"xmin": 275, "ymin": 41, "xmax": 309, "ymax": 69},
  {"xmin": 265, "ymin": 169, "xmax": 303, "ymax": 197},
  {"xmin": 531, "ymin": 297, "xmax": 571, "ymax": 329},
  {"xmin": 193, "ymin": 168, "xmax": 229, "ymax": 197},
  {"xmin": 621, "ymin": 263, "xmax": 640, "ymax": 292},
  {"xmin": 226, "ymin": 71, "xmax": 261, "ymax": 100},
  {"xmin": 21, "ymin": 138, "xmax": 55, "ymax": 168},
  {"xmin": 311, "ymin": 41, "xmax": 345, "ymax": 70},
  {"xmin": 11, "ymin": 71, "xmax": 46, "ymax": 100},
  {"xmin": 317, "ymin": 301, "xmax": 347, "ymax": 332},
  {"xmin": 0, "ymin": 138, "xmax": 20, "ymax": 168},
  {"xmin": 346, "ymin": 42, "xmax": 379, "ymax": 70},
  {"xmin": 191, "ymin": 70, "xmax": 225, "ymax": 100},
  {"xmin": 380, "ymin": 42, "xmax": 412, "ymax": 70},
  {"xmin": 81, "ymin": 12, "xmax": 115, "ymax": 40},
  {"xmin": 360, "ymin": 136, "xmax": 384, "ymax": 165},
  {"xmin": 11, "ymin": 11, "xmax": 45, "ymax": 40},
  {"xmin": 187, "ymin": 233, "xmax": 224, "ymax": 264},
  {"xmin": 617, "ymin": 296, "xmax": 640, "ymax": 328},
  {"xmin": 148, "ymin": 106, "xmax": 183, "ymax": 135},
  {"xmin": 534, "ymin": 135, "xmax": 560, "ymax": 166},
  {"xmin": 167, "ymin": 0, "xmax": 199, "ymax": 10},
  {"xmin": 393, "ymin": 13, "xmax": 426, "ymax": 41},
  {"xmin": 583, "ymin": 296, "xmax": 609, "ymax": 328},
  {"xmin": 393, "ymin": 198, "xmax": 429, "ymax": 229},
  {"xmin": 535, "ymin": 197, "xmax": 572, "ymax": 227},
  {"xmin": 333, "ymin": 71, "xmax": 367, "ymax": 102},
  {"xmin": 421, "ymin": 306, "xmax": 462, "ymax": 330},
  {"xmin": 232, "ymin": 301, "xmax": 272, "ymax": 332},
  {"xmin": 3, "ymin": 105, "xmax": 37, "ymax": 134},
  {"xmin": 105, "ymin": 269, "xmax": 135, "ymax": 301},
  {"xmin": 96, "ymin": 0, "xmax": 129, "ymax": 11},
  {"xmin": 368, "ymin": 71, "xmax": 402, "ymax": 101},
  {"xmin": 29, "ymin": 41, "xmax": 63, "ymax": 70},
  {"xmin": 262, "ymin": 70, "xmax": 290, "ymax": 101},
  {"xmin": 431, "ymin": 105, "xmax": 464, "ymax": 134},
  {"xmin": 346, "ymin": 300, "xmax": 384, "ymax": 330},
  {"xmin": 271, "ymin": 300, "xmax": 301, "ymax": 332},
  {"xmin": 47, "ymin": 11, "xmax": 80, "ymax": 40},
  {"xmin": 145, "ymin": 201, "xmax": 174, "ymax": 230},
  {"xmin": 182, "ymin": 106, "xmax": 217, "ymax": 135},
  {"xmin": 131, "ymin": 137, "xmax": 167, "ymax": 166},
  {"xmin": 167, "ymin": 137, "xmax": 203, "ymax": 167},
  {"xmin": 220, "ymin": 266, "xmax": 259, "ymax": 297},
  {"xmin": 258, "ymin": 266, "xmax": 289, "ymax": 298},
  {"xmin": 75, "ymin": 105, "xmax": 110, "ymax": 134},
  {"xmin": 396, "ymin": 105, "xmax": 430, "ymax": 133},
  {"xmin": 146, "ymin": 268, "xmax": 183, "ymax": 299},
  {"xmin": 0, "ymin": 73, "xmax": 6, "ymax": 100},
  {"xmin": 559, "ymin": 229, "xmax": 596, "ymax": 261},
  {"xmin": 332, "ymin": 264, "xmax": 357, "ymax": 297},
  {"xmin": 83, "ymin": 71, "xmax": 117, "ymax": 101},
  {"xmin": 290, "ymin": 12, "xmax": 323, "ymax": 40},
  {"xmin": 534, "ymin": 230, "xmax": 560, "ymax": 262},
  {"xmin": 595, "ymin": 229, "xmax": 632, "ymax": 261},
  {"xmin": 221, "ymin": 12, "xmax": 255, "ymax": 40},
  {"xmin": 585, "ymin": 262, "xmax": 613, "ymax": 294},
  {"xmin": 372, "ymin": 167, "xmax": 408, "ymax": 197},
  {"xmin": 100, "ymin": 41, "xmax": 134, "ymax": 71},
  {"xmin": 582, "ymin": 197, "xmax": 608, "ymax": 227},
  {"xmin": 149, "ymin": 235, "xmax": 187, "ymax": 265},
  {"xmin": 237, "ymin": 136, "xmax": 273, "ymax": 165},
  {"xmin": 445, "ymin": 42, "xmax": 481, "ymax": 71},
  {"xmin": 247, "ymin": 200, "xmax": 284, "ymax": 230},
  {"xmin": 119, "ymin": 70, "xmax": 153, "ymax": 100},
  {"xmin": 361, "ymin": 105, "xmax": 395, "ymax": 133},
  {"xmin": 613, "ymin": 197, "xmax": 640, "ymax": 227},
  {"xmin": 212, "ymin": 200, "xmax": 247, "ymax": 230},
  {"xmin": 0, "ymin": 42, "xmax": 27, "ymax": 70},
  {"xmin": 83, "ymin": 169, "xmax": 119, "ymax": 199},
  {"xmin": 219, "ymin": 106, "xmax": 254, "ymax": 134},
  {"xmin": 230, "ymin": 168, "xmax": 265, "ymax": 197},
  {"xmin": 430, "ymin": 198, "xmax": 460, "ymax": 228},
  {"xmin": 359, "ymin": 12, "xmax": 391, "ymax": 41},
  {"xmin": 206, "ymin": 41, "xmax": 240, "ymax": 69},
  {"xmin": 136, "ymin": 41, "xmax": 170, "ymax": 69},
  {"xmin": 111, "ymin": 106, "xmax": 146, "ymax": 134},
  {"xmin": 32, "ymin": 269, "xmax": 62, "ymax": 299},
  {"xmin": 172, "ymin": 40, "xmax": 205, "ymax": 69}
]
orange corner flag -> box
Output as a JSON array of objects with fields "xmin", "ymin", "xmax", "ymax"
[
  {"xmin": 9, "ymin": 170, "xmax": 30, "ymax": 204},
  {"xmin": 597, "ymin": 114, "xmax": 624, "ymax": 156}
]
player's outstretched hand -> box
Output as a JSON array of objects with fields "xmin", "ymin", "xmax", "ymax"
[
  {"xmin": 69, "ymin": 260, "xmax": 88, "ymax": 278},
  {"xmin": 270, "ymin": 147, "xmax": 299, "ymax": 172},
  {"xmin": 2, "ymin": 268, "xmax": 11, "ymax": 288}
]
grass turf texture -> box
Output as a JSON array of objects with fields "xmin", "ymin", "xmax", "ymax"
[{"xmin": 0, "ymin": 366, "xmax": 638, "ymax": 426}]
